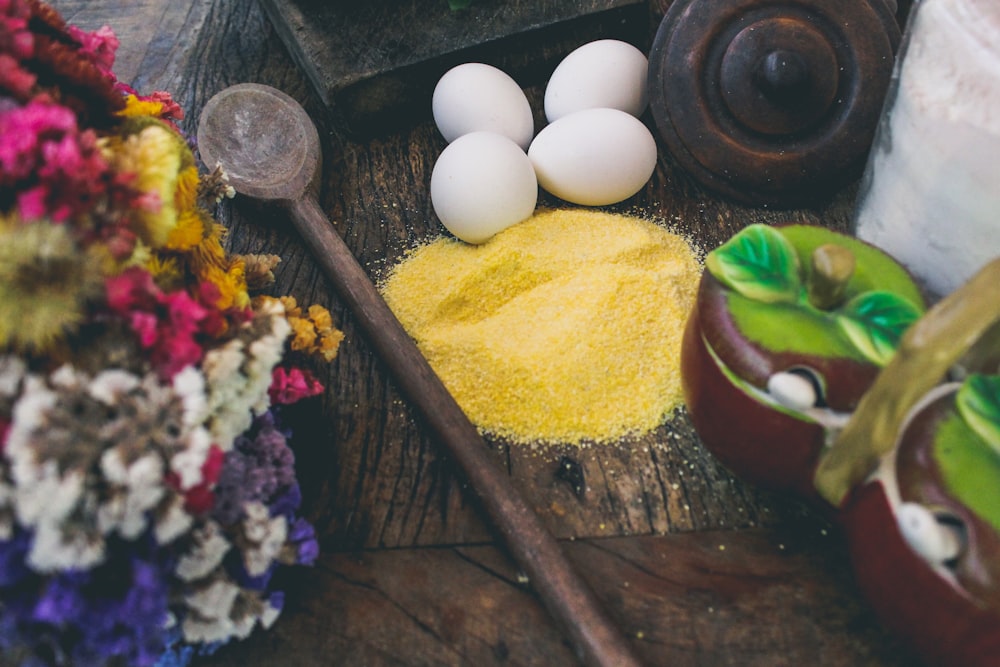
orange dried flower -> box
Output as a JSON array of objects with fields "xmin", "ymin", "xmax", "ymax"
[{"xmin": 264, "ymin": 296, "xmax": 342, "ymax": 362}]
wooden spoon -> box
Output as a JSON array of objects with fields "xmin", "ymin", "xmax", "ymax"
[{"xmin": 197, "ymin": 83, "xmax": 641, "ymax": 667}]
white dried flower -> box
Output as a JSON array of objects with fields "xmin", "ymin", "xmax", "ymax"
[
  {"xmin": 48, "ymin": 364, "xmax": 82, "ymax": 390},
  {"xmin": 176, "ymin": 520, "xmax": 231, "ymax": 582},
  {"xmin": 98, "ymin": 450, "xmax": 165, "ymax": 538},
  {"xmin": 5, "ymin": 375, "xmax": 58, "ymax": 455},
  {"xmin": 172, "ymin": 365, "xmax": 208, "ymax": 429},
  {"xmin": 169, "ymin": 426, "xmax": 212, "ymax": 490},
  {"xmin": 28, "ymin": 519, "xmax": 104, "ymax": 572},
  {"xmin": 230, "ymin": 610, "xmax": 257, "ymax": 640},
  {"xmin": 181, "ymin": 578, "xmax": 241, "ymax": 643},
  {"xmin": 0, "ymin": 355, "xmax": 26, "ymax": 396},
  {"xmin": 0, "ymin": 482, "xmax": 15, "ymax": 541},
  {"xmin": 154, "ymin": 493, "xmax": 193, "ymax": 545},
  {"xmin": 12, "ymin": 460, "xmax": 84, "ymax": 527},
  {"xmin": 241, "ymin": 501, "xmax": 288, "ymax": 577},
  {"xmin": 260, "ymin": 602, "xmax": 281, "ymax": 629},
  {"xmin": 96, "ymin": 494, "xmax": 125, "ymax": 535},
  {"xmin": 199, "ymin": 308, "xmax": 291, "ymax": 449},
  {"xmin": 87, "ymin": 368, "xmax": 140, "ymax": 404}
]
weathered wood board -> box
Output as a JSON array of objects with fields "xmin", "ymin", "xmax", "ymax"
[
  {"xmin": 257, "ymin": 0, "xmax": 648, "ymax": 133},
  {"xmin": 30, "ymin": 1, "xmax": 918, "ymax": 664}
]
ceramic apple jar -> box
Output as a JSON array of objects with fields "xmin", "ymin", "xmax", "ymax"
[
  {"xmin": 817, "ymin": 259, "xmax": 1000, "ymax": 666},
  {"xmin": 680, "ymin": 223, "xmax": 926, "ymax": 501}
]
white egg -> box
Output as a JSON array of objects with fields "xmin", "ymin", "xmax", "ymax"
[
  {"xmin": 432, "ymin": 63, "xmax": 535, "ymax": 150},
  {"xmin": 527, "ymin": 108, "xmax": 657, "ymax": 206},
  {"xmin": 544, "ymin": 39, "xmax": 649, "ymax": 123},
  {"xmin": 430, "ymin": 131, "xmax": 538, "ymax": 244}
]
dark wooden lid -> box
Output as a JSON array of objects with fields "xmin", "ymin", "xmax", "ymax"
[{"xmin": 648, "ymin": 0, "xmax": 900, "ymax": 208}]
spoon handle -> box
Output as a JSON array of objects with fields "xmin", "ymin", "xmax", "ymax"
[{"xmin": 287, "ymin": 195, "xmax": 642, "ymax": 667}]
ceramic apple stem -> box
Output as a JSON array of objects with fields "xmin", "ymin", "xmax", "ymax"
[
  {"xmin": 814, "ymin": 256, "xmax": 1000, "ymax": 507},
  {"xmin": 808, "ymin": 244, "xmax": 856, "ymax": 310}
]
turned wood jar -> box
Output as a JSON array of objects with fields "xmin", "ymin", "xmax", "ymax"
[{"xmin": 647, "ymin": 0, "xmax": 902, "ymax": 207}]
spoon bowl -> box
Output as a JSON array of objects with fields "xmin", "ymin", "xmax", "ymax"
[{"xmin": 199, "ymin": 83, "xmax": 319, "ymax": 202}]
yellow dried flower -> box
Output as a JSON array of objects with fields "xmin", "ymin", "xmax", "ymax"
[
  {"xmin": 164, "ymin": 208, "xmax": 208, "ymax": 252},
  {"xmin": 174, "ymin": 165, "xmax": 199, "ymax": 213},
  {"xmin": 279, "ymin": 296, "xmax": 301, "ymax": 318},
  {"xmin": 253, "ymin": 296, "xmax": 341, "ymax": 361},
  {"xmin": 285, "ymin": 302, "xmax": 342, "ymax": 361},
  {"xmin": 288, "ymin": 318, "xmax": 318, "ymax": 351},
  {"xmin": 317, "ymin": 329, "xmax": 344, "ymax": 362},
  {"xmin": 182, "ymin": 220, "xmax": 250, "ymax": 309},
  {"xmin": 188, "ymin": 220, "xmax": 228, "ymax": 270},
  {"xmin": 109, "ymin": 122, "xmax": 186, "ymax": 247},
  {"xmin": 306, "ymin": 304, "xmax": 333, "ymax": 331},
  {"xmin": 119, "ymin": 94, "xmax": 168, "ymax": 119},
  {"xmin": 144, "ymin": 254, "xmax": 184, "ymax": 290},
  {"xmin": 241, "ymin": 254, "xmax": 281, "ymax": 291},
  {"xmin": 0, "ymin": 219, "xmax": 104, "ymax": 353},
  {"xmin": 198, "ymin": 259, "xmax": 249, "ymax": 311}
]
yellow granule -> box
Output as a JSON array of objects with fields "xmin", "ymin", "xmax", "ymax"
[{"xmin": 380, "ymin": 208, "xmax": 702, "ymax": 445}]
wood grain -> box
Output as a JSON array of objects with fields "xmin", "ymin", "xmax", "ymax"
[
  {"xmin": 40, "ymin": 1, "xmax": 914, "ymax": 664},
  {"xmin": 204, "ymin": 525, "xmax": 918, "ymax": 666}
]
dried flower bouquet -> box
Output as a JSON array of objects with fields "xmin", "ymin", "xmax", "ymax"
[{"xmin": 0, "ymin": 2, "xmax": 340, "ymax": 665}]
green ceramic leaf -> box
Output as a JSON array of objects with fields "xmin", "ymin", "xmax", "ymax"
[
  {"xmin": 836, "ymin": 291, "xmax": 922, "ymax": 365},
  {"xmin": 934, "ymin": 413, "xmax": 1000, "ymax": 534},
  {"xmin": 957, "ymin": 374, "xmax": 1000, "ymax": 456},
  {"xmin": 705, "ymin": 224, "xmax": 801, "ymax": 303}
]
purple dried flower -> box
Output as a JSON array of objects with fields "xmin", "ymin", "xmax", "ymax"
[
  {"xmin": 210, "ymin": 453, "xmax": 248, "ymax": 526},
  {"xmin": 32, "ymin": 571, "xmax": 87, "ymax": 625},
  {"xmin": 0, "ymin": 528, "xmax": 31, "ymax": 586},
  {"xmin": 267, "ymin": 591, "xmax": 284, "ymax": 615},
  {"xmin": 0, "ymin": 535, "xmax": 174, "ymax": 667},
  {"xmin": 268, "ymin": 483, "xmax": 302, "ymax": 520},
  {"xmin": 226, "ymin": 555, "xmax": 274, "ymax": 591},
  {"xmin": 153, "ymin": 624, "xmax": 225, "ymax": 667},
  {"xmin": 287, "ymin": 517, "xmax": 318, "ymax": 566},
  {"xmin": 211, "ymin": 411, "xmax": 301, "ymax": 526}
]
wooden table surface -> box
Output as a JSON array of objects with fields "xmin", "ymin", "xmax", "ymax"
[{"xmin": 48, "ymin": 1, "xmax": 920, "ymax": 665}]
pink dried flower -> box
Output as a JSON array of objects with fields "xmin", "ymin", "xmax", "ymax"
[
  {"xmin": 105, "ymin": 268, "xmax": 220, "ymax": 380},
  {"xmin": 0, "ymin": 53, "xmax": 35, "ymax": 97},
  {"xmin": 0, "ymin": 99, "xmax": 75, "ymax": 181},
  {"xmin": 143, "ymin": 90, "xmax": 184, "ymax": 123},
  {"xmin": 0, "ymin": 0, "xmax": 33, "ymax": 60},
  {"xmin": 166, "ymin": 444, "xmax": 224, "ymax": 515},
  {"xmin": 0, "ymin": 99, "xmax": 112, "ymax": 221},
  {"xmin": 65, "ymin": 24, "xmax": 118, "ymax": 72},
  {"xmin": 104, "ymin": 264, "xmax": 154, "ymax": 310},
  {"xmin": 268, "ymin": 367, "xmax": 324, "ymax": 405},
  {"xmin": 201, "ymin": 443, "xmax": 225, "ymax": 485}
]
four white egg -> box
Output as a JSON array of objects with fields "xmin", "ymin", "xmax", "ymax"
[{"xmin": 429, "ymin": 39, "xmax": 656, "ymax": 244}]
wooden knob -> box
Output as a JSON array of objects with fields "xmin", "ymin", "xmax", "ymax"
[{"xmin": 648, "ymin": 0, "xmax": 900, "ymax": 207}]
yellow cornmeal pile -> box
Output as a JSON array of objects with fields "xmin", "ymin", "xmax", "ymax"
[{"xmin": 380, "ymin": 208, "xmax": 702, "ymax": 445}]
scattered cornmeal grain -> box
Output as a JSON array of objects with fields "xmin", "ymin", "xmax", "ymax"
[{"xmin": 379, "ymin": 208, "xmax": 702, "ymax": 445}]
